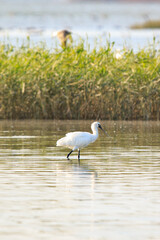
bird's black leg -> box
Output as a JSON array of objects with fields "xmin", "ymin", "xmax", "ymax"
[
  {"xmin": 78, "ymin": 150, "xmax": 80, "ymax": 162},
  {"xmin": 67, "ymin": 150, "xmax": 73, "ymax": 160}
]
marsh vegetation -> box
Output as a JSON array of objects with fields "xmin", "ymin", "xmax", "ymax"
[
  {"xmin": 0, "ymin": 39, "xmax": 160, "ymax": 120},
  {"xmin": 131, "ymin": 20, "xmax": 160, "ymax": 29}
]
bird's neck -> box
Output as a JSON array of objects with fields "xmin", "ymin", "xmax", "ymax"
[{"xmin": 91, "ymin": 127, "xmax": 99, "ymax": 137}]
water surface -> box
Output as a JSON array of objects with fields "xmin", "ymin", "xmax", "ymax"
[{"xmin": 0, "ymin": 120, "xmax": 160, "ymax": 240}]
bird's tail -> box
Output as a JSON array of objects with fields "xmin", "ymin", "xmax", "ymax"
[{"xmin": 56, "ymin": 137, "xmax": 67, "ymax": 147}]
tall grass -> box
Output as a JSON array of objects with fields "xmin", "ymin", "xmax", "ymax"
[
  {"xmin": 0, "ymin": 39, "xmax": 160, "ymax": 120},
  {"xmin": 131, "ymin": 20, "xmax": 160, "ymax": 29}
]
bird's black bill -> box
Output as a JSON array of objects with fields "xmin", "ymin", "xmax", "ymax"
[
  {"xmin": 99, "ymin": 125, "xmax": 110, "ymax": 137},
  {"xmin": 102, "ymin": 128, "xmax": 110, "ymax": 137}
]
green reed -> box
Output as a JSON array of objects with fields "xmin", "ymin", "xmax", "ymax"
[{"xmin": 0, "ymin": 39, "xmax": 160, "ymax": 120}]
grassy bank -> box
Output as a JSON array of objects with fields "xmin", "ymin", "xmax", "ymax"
[
  {"xmin": 131, "ymin": 20, "xmax": 160, "ymax": 29},
  {"xmin": 0, "ymin": 40, "xmax": 160, "ymax": 120}
]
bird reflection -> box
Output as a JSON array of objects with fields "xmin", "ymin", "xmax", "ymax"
[{"xmin": 71, "ymin": 161, "xmax": 98, "ymax": 179}]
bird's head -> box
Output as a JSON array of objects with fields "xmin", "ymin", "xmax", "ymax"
[{"xmin": 91, "ymin": 122, "xmax": 109, "ymax": 136}]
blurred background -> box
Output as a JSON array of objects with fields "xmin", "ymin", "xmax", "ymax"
[{"xmin": 0, "ymin": 0, "xmax": 160, "ymax": 50}]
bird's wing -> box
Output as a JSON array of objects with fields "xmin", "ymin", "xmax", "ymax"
[
  {"xmin": 66, "ymin": 131, "xmax": 80, "ymax": 137},
  {"xmin": 65, "ymin": 132, "xmax": 93, "ymax": 148},
  {"xmin": 66, "ymin": 131, "xmax": 90, "ymax": 138}
]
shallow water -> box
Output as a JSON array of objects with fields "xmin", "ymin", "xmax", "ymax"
[
  {"xmin": 0, "ymin": 1, "xmax": 160, "ymax": 50},
  {"xmin": 0, "ymin": 120, "xmax": 160, "ymax": 240}
]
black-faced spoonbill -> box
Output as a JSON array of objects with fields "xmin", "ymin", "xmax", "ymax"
[{"xmin": 56, "ymin": 122, "xmax": 109, "ymax": 161}]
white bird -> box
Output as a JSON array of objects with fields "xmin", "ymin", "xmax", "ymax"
[{"xmin": 56, "ymin": 122, "xmax": 109, "ymax": 161}]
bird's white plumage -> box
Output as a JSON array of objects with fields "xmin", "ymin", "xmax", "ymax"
[
  {"xmin": 56, "ymin": 122, "xmax": 100, "ymax": 151},
  {"xmin": 57, "ymin": 131, "xmax": 96, "ymax": 150}
]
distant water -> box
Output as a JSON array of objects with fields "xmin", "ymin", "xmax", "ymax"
[{"xmin": 0, "ymin": 0, "xmax": 160, "ymax": 50}]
